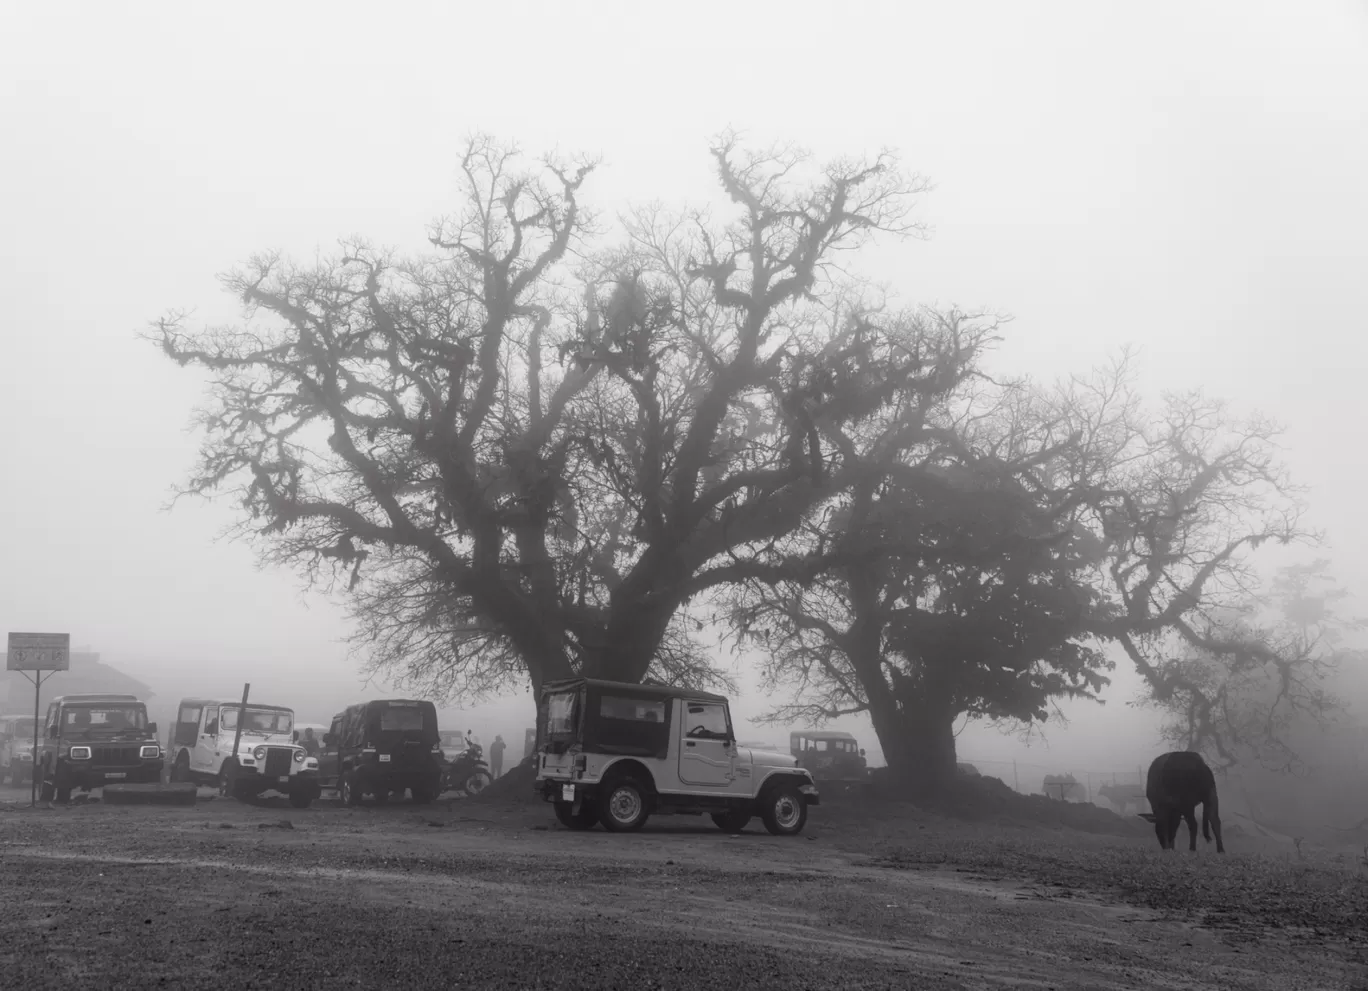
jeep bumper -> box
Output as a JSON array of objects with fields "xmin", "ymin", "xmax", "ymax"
[
  {"xmin": 540, "ymin": 779, "xmax": 597, "ymax": 804},
  {"xmin": 65, "ymin": 762, "xmax": 164, "ymax": 788}
]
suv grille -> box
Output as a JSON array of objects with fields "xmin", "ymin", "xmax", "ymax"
[
  {"xmin": 93, "ymin": 746, "xmax": 141, "ymax": 767},
  {"xmin": 264, "ymin": 747, "xmax": 293, "ymax": 777}
]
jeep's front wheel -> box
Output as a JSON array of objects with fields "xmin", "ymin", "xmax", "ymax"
[
  {"xmin": 554, "ymin": 801, "xmax": 599, "ymax": 831},
  {"xmin": 339, "ymin": 771, "xmax": 362, "ymax": 807},
  {"xmin": 760, "ymin": 783, "xmax": 807, "ymax": 836},
  {"xmin": 711, "ymin": 810, "xmax": 752, "ymax": 834},
  {"xmin": 598, "ymin": 778, "xmax": 650, "ymax": 833}
]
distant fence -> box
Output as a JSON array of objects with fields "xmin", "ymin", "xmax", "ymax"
[{"xmin": 956, "ymin": 757, "xmax": 1148, "ymax": 808}]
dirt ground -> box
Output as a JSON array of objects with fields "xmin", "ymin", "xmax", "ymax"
[{"xmin": 2, "ymin": 777, "xmax": 1365, "ymax": 990}]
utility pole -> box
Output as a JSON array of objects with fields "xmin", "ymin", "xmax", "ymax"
[{"xmin": 227, "ymin": 683, "xmax": 250, "ymax": 794}]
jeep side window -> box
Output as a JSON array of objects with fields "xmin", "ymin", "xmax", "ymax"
[
  {"xmin": 684, "ymin": 703, "xmax": 730, "ymax": 741},
  {"xmin": 204, "ymin": 709, "xmax": 219, "ymax": 736}
]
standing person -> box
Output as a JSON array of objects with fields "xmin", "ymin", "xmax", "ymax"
[
  {"xmin": 490, "ymin": 734, "xmax": 506, "ymax": 779},
  {"xmin": 301, "ymin": 727, "xmax": 320, "ymax": 757}
]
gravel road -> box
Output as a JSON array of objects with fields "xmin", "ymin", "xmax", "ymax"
[{"xmin": 1, "ymin": 783, "xmax": 1362, "ymax": 990}]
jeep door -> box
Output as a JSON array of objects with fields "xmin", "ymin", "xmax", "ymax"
[
  {"xmin": 677, "ymin": 701, "xmax": 735, "ymax": 787},
  {"xmin": 191, "ymin": 706, "xmax": 221, "ymax": 775},
  {"xmin": 316, "ymin": 716, "xmax": 343, "ymax": 786}
]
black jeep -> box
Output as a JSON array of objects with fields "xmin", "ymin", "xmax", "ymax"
[
  {"xmin": 36, "ymin": 694, "xmax": 163, "ymax": 802},
  {"xmin": 318, "ymin": 699, "xmax": 443, "ymax": 806}
]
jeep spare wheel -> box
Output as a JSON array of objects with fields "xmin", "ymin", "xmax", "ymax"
[
  {"xmin": 598, "ymin": 777, "xmax": 650, "ymax": 832},
  {"xmin": 761, "ymin": 783, "xmax": 807, "ymax": 836}
]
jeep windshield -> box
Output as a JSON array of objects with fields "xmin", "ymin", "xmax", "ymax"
[
  {"xmin": 8, "ymin": 718, "xmax": 36, "ymax": 740},
  {"xmin": 220, "ymin": 707, "xmax": 293, "ymax": 736},
  {"xmin": 366, "ymin": 702, "xmax": 437, "ymax": 743},
  {"xmin": 61, "ymin": 705, "xmax": 148, "ymax": 739}
]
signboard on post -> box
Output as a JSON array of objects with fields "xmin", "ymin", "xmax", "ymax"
[
  {"xmin": 6, "ymin": 632, "xmax": 71, "ymax": 671},
  {"xmin": 8, "ymin": 632, "xmax": 70, "ymax": 808}
]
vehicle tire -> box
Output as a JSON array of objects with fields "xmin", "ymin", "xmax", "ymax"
[
  {"xmin": 54, "ymin": 767, "xmax": 72, "ymax": 805},
  {"xmin": 711, "ymin": 810, "xmax": 752, "ymax": 833},
  {"xmin": 340, "ymin": 771, "xmax": 362, "ymax": 807},
  {"xmin": 287, "ymin": 787, "xmax": 313, "ymax": 809},
  {"xmin": 170, "ymin": 752, "xmax": 190, "ymax": 784},
  {"xmin": 463, "ymin": 770, "xmax": 492, "ymax": 798},
  {"xmin": 760, "ymin": 782, "xmax": 807, "ymax": 836},
  {"xmin": 554, "ymin": 801, "xmax": 599, "ymax": 831},
  {"xmin": 598, "ymin": 776, "xmax": 650, "ymax": 833}
]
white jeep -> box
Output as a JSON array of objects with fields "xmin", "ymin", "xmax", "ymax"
[
  {"xmin": 535, "ymin": 678, "xmax": 821, "ymax": 835},
  {"xmin": 0, "ymin": 714, "xmax": 38, "ymax": 786},
  {"xmin": 165, "ymin": 697, "xmax": 321, "ymax": 808}
]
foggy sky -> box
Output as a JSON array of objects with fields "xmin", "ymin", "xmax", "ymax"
[{"xmin": 2, "ymin": 2, "xmax": 1365, "ymax": 773}]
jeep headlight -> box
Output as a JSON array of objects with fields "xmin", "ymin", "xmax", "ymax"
[
  {"xmin": 68, "ymin": 746, "xmax": 92, "ymax": 760},
  {"xmin": 140, "ymin": 745, "xmax": 160, "ymax": 759},
  {"xmin": 293, "ymin": 749, "xmax": 304, "ymax": 763},
  {"xmin": 253, "ymin": 745, "xmax": 266, "ymax": 761}
]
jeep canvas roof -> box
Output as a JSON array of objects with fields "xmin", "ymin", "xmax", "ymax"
[
  {"xmin": 791, "ymin": 730, "xmax": 858, "ymax": 741},
  {"xmin": 52, "ymin": 694, "xmax": 141, "ymax": 704},
  {"xmin": 540, "ymin": 677, "xmax": 727, "ymax": 705}
]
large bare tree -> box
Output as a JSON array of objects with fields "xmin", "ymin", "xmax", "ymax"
[
  {"xmin": 727, "ymin": 358, "xmax": 1315, "ymax": 793},
  {"xmin": 154, "ymin": 134, "xmax": 992, "ymax": 712}
]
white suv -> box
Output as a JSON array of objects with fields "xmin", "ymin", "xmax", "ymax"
[
  {"xmin": 535, "ymin": 678, "xmax": 821, "ymax": 835},
  {"xmin": 166, "ymin": 697, "xmax": 321, "ymax": 807}
]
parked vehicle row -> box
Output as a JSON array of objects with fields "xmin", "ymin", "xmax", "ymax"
[{"xmin": 8, "ymin": 682, "xmax": 829, "ymax": 838}]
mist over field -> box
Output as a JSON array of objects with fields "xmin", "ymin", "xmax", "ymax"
[{"xmin": 3, "ymin": 1, "xmax": 1366, "ymax": 827}]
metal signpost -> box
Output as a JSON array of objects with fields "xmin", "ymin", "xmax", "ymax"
[{"xmin": 6, "ymin": 632, "xmax": 70, "ymax": 807}]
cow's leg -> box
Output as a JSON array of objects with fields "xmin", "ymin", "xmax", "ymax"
[
  {"xmin": 1184, "ymin": 808, "xmax": 1198, "ymax": 851},
  {"xmin": 1205, "ymin": 794, "xmax": 1225, "ymax": 854},
  {"xmin": 1152, "ymin": 809, "xmax": 1170, "ymax": 849},
  {"xmin": 1164, "ymin": 809, "xmax": 1180, "ymax": 850}
]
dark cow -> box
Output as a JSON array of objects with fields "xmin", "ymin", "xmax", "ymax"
[{"xmin": 1137, "ymin": 751, "xmax": 1225, "ymax": 853}]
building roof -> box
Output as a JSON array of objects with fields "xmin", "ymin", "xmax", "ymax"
[
  {"xmin": 1, "ymin": 652, "xmax": 153, "ymax": 706},
  {"xmin": 541, "ymin": 677, "xmax": 728, "ymax": 705}
]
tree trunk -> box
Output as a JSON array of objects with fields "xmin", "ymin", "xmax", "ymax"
[{"xmin": 868, "ymin": 695, "xmax": 960, "ymax": 799}]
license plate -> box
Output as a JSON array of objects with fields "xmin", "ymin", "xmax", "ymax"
[
  {"xmin": 105, "ymin": 772, "xmax": 126, "ymax": 780},
  {"xmin": 561, "ymin": 784, "xmax": 575, "ymax": 801},
  {"xmin": 278, "ymin": 776, "xmax": 289, "ymax": 784},
  {"xmin": 379, "ymin": 754, "xmax": 391, "ymax": 762}
]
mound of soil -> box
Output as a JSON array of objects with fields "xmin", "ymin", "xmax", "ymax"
[
  {"xmin": 870, "ymin": 770, "xmax": 1147, "ymax": 836},
  {"xmin": 470, "ymin": 762, "xmax": 539, "ymax": 805}
]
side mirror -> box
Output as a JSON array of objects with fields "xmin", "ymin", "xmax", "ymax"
[
  {"xmin": 323, "ymin": 733, "xmax": 335, "ymax": 747},
  {"xmin": 147, "ymin": 722, "xmax": 158, "ymax": 737},
  {"xmin": 47, "ymin": 725, "xmax": 58, "ymax": 739},
  {"xmin": 859, "ymin": 749, "xmax": 866, "ymax": 757}
]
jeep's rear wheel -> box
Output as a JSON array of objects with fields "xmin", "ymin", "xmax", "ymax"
[
  {"xmin": 339, "ymin": 771, "xmax": 362, "ymax": 807},
  {"xmin": 761, "ymin": 783, "xmax": 807, "ymax": 836},
  {"xmin": 711, "ymin": 810, "xmax": 752, "ymax": 834},
  {"xmin": 170, "ymin": 752, "xmax": 191, "ymax": 784},
  {"xmin": 554, "ymin": 801, "xmax": 599, "ymax": 831},
  {"xmin": 598, "ymin": 777, "xmax": 650, "ymax": 833}
]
